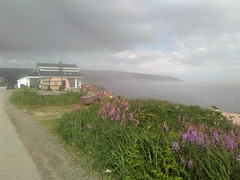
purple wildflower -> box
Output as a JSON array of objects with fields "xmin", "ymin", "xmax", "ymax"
[
  {"xmin": 179, "ymin": 130, "xmax": 183, "ymax": 138},
  {"xmin": 182, "ymin": 132, "xmax": 190, "ymax": 143},
  {"xmin": 115, "ymin": 114, "xmax": 120, "ymax": 122},
  {"xmin": 190, "ymin": 130, "xmax": 198, "ymax": 142},
  {"xmin": 182, "ymin": 115, "xmax": 186, "ymax": 124},
  {"xmin": 189, "ymin": 126, "xmax": 195, "ymax": 132},
  {"xmin": 197, "ymin": 131, "xmax": 205, "ymax": 146},
  {"xmin": 178, "ymin": 115, "xmax": 181, "ymax": 122},
  {"xmin": 76, "ymin": 105, "xmax": 80, "ymax": 111},
  {"xmin": 87, "ymin": 124, "xmax": 92, "ymax": 130},
  {"xmin": 212, "ymin": 131, "xmax": 220, "ymax": 146},
  {"xmin": 224, "ymin": 134, "xmax": 238, "ymax": 152},
  {"xmin": 101, "ymin": 107, "xmax": 106, "ymax": 115},
  {"xmin": 238, "ymin": 155, "xmax": 240, "ymax": 162},
  {"xmin": 136, "ymin": 120, "xmax": 140, "ymax": 126},
  {"xmin": 230, "ymin": 130, "xmax": 235, "ymax": 139},
  {"xmin": 227, "ymin": 139, "xmax": 237, "ymax": 152},
  {"xmin": 164, "ymin": 122, "xmax": 169, "ymax": 133},
  {"xmin": 172, "ymin": 142, "xmax": 180, "ymax": 153},
  {"xmin": 106, "ymin": 102, "xmax": 110, "ymax": 109},
  {"xmin": 138, "ymin": 106, "xmax": 141, "ymax": 114},
  {"xmin": 181, "ymin": 157, "xmax": 186, "ymax": 166},
  {"xmin": 122, "ymin": 113, "xmax": 126, "ymax": 121},
  {"xmin": 110, "ymin": 107, "xmax": 116, "ymax": 117},
  {"xmin": 188, "ymin": 160, "xmax": 194, "ymax": 169},
  {"xmin": 129, "ymin": 113, "xmax": 133, "ymax": 121}
]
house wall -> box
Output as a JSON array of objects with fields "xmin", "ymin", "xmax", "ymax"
[
  {"xmin": 17, "ymin": 77, "xmax": 28, "ymax": 88},
  {"xmin": 30, "ymin": 79, "xmax": 40, "ymax": 88},
  {"xmin": 41, "ymin": 78, "xmax": 71, "ymax": 91},
  {"xmin": 68, "ymin": 78, "xmax": 75, "ymax": 88}
]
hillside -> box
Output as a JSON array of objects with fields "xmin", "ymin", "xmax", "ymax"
[
  {"xmin": 81, "ymin": 70, "xmax": 182, "ymax": 84},
  {"xmin": 0, "ymin": 68, "xmax": 33, "ymax": 83},
  {"xmin": 0, "ymin": 68, "xmax": 181, "ymax": 84}
]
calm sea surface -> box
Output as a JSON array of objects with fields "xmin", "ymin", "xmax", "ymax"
[{"xmin": 83, "ymin": 71, "xmax": 240, "ymax": 113}]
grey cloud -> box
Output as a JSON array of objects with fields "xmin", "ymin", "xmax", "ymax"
[
  {"xmin": 0, "ymin": 0, "xmax": 158, "ymax": 54},
  {"xmin": 0, "ymin": 0, "xmax": 239, "ymax": 82}
]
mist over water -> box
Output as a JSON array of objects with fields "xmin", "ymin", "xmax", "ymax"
[{"xmin": 82, "ymin": 70, "xmax": 240, "ymax": 113}]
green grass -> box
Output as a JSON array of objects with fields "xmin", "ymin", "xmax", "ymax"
[
  {"xmin": 55, "ymin": 98, "xmax": 240, "ymax": 179},
  {"xmin": 10, "ymin": 88, "xmax": 85, "ymax": 107},
  {"xmin": 9, "ymin": 89, "xmax": 240, "ymax": 179}
]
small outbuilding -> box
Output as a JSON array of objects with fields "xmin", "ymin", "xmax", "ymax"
[{"xmin": 17, "ymin": 62, "xmax": 84, "ymax": 90}]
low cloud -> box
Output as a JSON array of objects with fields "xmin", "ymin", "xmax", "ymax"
[{"xmin": 0, "ymin": 0, "xmax": 239, "ymax": 81}]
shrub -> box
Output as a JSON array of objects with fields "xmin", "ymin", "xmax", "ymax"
[
  {"xmin": 10, "ymin": 88, "xmax": 85, "ymax": 106},
  {"xmin": 56, "ymin": 98, "xmax": 240, "ymax": 179}
]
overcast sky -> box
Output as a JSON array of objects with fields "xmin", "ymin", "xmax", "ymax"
[{"xmin": 0, "ymin": 0, "xmax": 239, "ymax": 81}]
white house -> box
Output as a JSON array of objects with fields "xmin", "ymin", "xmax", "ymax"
[{"xmin": 17, "ymin": 62, "xmax": 84, "ymax": 90}]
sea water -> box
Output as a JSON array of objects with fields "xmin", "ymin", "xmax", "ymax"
[{"xmin": 83, "ymin": 71, "xmax": 240, "ymax": 113}]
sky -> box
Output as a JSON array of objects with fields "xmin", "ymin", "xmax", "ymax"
[{"xmin": 0, "ymin": 0, "xmax": 239, "ymax": 82}]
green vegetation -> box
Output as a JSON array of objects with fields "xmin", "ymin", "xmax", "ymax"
[
  {"xmin": 9, "ymin": 88, "xmax": 85, "ymax": 107},
  {"xmin": 56, "ymin": 98, "xmax": 240, "ymax": 179},
  {"xmin": 10, "ymin": 89, "xmax": 240, "ymax": 179}
]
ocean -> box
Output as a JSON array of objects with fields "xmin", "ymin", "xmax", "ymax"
[{"xmin": 82, "ymin": 71, "xmax": 240, "ymax": 113}]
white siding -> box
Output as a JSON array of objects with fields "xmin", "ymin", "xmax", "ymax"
[{"xmin": 17, "ymin": 77, "xmax": 28, "ymax": 88}]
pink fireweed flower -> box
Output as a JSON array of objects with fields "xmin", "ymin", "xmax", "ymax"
[
  {"xmin": 238, "ymin": 155, "xmax": 240, "ymax": 163},
  {"xmin": 181, "ymin": 157, "xmax": 186, "ymax": 166},
  {"xmin": 122, "ymin": 113, "xmax": 126, "ymax": 121},
  {"xmin": 182, "ymin": 115, "xmax": 186, "ymax": 124},
  {"xmin": 106, "ymin": 102, "xmax": 110, "ymax": 109},
  {"xmin": 117, "ymin": 108, "xmax": 120, "ymax": 115},
  {"xmin": 115, "ymin": 114, "xmax": 120, "ymax": 122},
  {"xmin": 230, "ymin": 130, "xmax": 235, "ymax": 139},
  {"xmin": 212, "ymin": 131, "xmax": 220, "ymax": 146},
  {"xmin": 182, "ymin": 132, "xmax": 190, "ymax": 143},
  {"xmin": 138, "ymin": 106, "xmax": 141, "ymax": 114},
  {"xmin": 129, "ymin": 113, "xmax": 133, "ymax": 121},
  {"xmin": 164, "ymin": 122, "xmax": 168, "ymax": 133},
  {"xmin": 224, "ymin": 134, "xmax": 238, "ymax": 152},
  {"xmin": 178, "ymin": 115, "xmax": 181, "ymax": 122},
  {"xmin": 172, "ymin": 142, "xmax": 180, "ymax": 153},
  {"xmin": 179, "ymin": 130, "xmax": 183, "ymax": 138},
  {"xmin": 87, "ymin": 124, "xmax": 92, "ymax": 130},
  {"xmin": 102, "ymin": 107, "xmax": 106, "ymax": 114},
  {"xmin": 136, "ymin": 120, "xmax": 140, "ymax": 126},
  {"xmin": 76, "ymin": 105, "xmax": 80, "ymax": 111},
  {"xmin": 110, "ymin": 107, "xmax": 116, "ymax": 117},
  {"xmin": 188, "ymin": 160, "xmax": 194, "ymax": 169},
  {"xmin": 197, "ymin": 131, "xmax": 205, "ymax": 146}
]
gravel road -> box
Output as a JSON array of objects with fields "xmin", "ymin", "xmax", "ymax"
[{"xmin": 0, "ymin": 87, "xmax": 99, "ymax": 180}]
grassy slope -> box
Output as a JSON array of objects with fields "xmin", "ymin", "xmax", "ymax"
[{"xmin": 10, "ymin": 89, "xmax": 240, "ymax": 179}]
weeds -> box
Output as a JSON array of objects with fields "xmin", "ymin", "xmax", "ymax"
[
  {"xmin": 10, "ymin": 90, "xmax": 240, "ymax": 179},
  {"xmin": 56, "ymin": 97, "xmax": 240, "ymax": 179},
  {"xmin": 10, "ymin": 88, "xmax": 85, "ymax": 107}
]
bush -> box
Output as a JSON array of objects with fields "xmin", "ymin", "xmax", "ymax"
[
  {"xmin": 10, "ymin": 88, "xmax": 85, "ymax": 106},
  {"xmin": 56, "ymin": 98, "xmax": 240, "ymax": 179}
]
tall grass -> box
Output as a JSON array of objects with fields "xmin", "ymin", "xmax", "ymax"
[
  {"xmin": 10, "ymin": 88, "xmax": 85, "ymax": 107},
  {"xmin": 56, "ymin": 98, "xmax": 240, "ymax": 179}
]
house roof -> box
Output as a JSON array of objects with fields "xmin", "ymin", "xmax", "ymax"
[
  {"xmin": 37, "ymin": 63, "xmax": 79, "ymax": 68},
  {"xmin": 35, "ymin": 62, "xmax": 83, "ymax": 78},
  {"xmin": 26, "ymin": 71, "xmax": 40, "ymax": 77},
  {"xmin": 38, "ymin": 71, "xmax": 83, "ymax": 78}
]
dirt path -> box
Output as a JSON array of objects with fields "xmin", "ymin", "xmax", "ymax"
[
  {"xmin": 0, "ymin": 88, "xmax": 41, "ymax": 179},
  {"xmin": 0, "ymin": 87, "xmax": 99, "ymax": 180}
]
